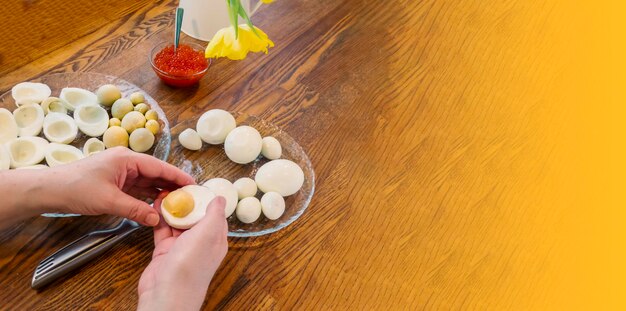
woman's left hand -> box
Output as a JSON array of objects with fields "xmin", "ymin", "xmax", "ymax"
[
  {"xmin": 0, "ymin": 147, "xmax": 194, "ymax": 228},
  {"xmin": 50, "ymin": 147, "xmax": 195, "ymax": 226}
]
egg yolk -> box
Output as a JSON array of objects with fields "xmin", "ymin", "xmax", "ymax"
[{"xmin": 163, "ymin": 189, "xmax": 195, "ymax": 218}]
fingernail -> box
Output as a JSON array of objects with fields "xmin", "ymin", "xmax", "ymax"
[
  {"xmin": 146, "ymin": 213, "xmax": 160, "ymax": 226},
  {"xmin": 214, "ymin": 196, "xmax": 226, "ymax": 205}
]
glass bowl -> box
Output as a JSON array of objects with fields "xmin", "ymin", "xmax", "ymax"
[
  {"xmin": 0, "ymin": 72, "xmax": 172, "ymax": 217},
  {"xmin": 149, "ymin": 41, "xmax": 210, "ymax": 87},
  {"xmin": 168, "ymin": 113, "xmax": 315, "ymax": 237}
]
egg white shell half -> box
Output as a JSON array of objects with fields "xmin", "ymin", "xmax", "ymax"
[
  {"xmin": 41, "ymin": 97, "xmax": 69, "ymax": 115},
  {"xmin": 43, "ymin": 113, "xmax": 78, "ymax": 144},
  {"xmin": 6, "ymin": 136, "xmax": 48, "ymax": 168},
  {"xmin": 16, "ymin": 164, "xmax": 49, "ymax": 170},
  {"xmin": 196, "ymin": 109, "xmax": 236, "ymax": 145},
  {"xmin": 73, "ymin": 105, "xmax": 109, "ymax": 137},
  {"xmin": 233, "ymin": 177, "xmax": 257, "ymax": 199},
  {"xmin": 261, "ymin": 192, "xmax": 286, "ymax": 220},
  {"xmin": 236, "ymin": 197, "xmax": 262, "ymax": 223},
  {"xmin": 0, "ymin": 108, "xmax": 18, "ymax": 144},
  {"xmin": 45, "ymin": 143, "xmax": 84, "ymax": 167},
  {"xmin": 13, "ymin": 104, "xmax": 44, "ymax": 137},
  {"xmin": 202, "ymin": 178, "xmax": 238, "ymax": 217},
  {"xmin": 261, "ymin": 136, "xmax": 282, "ymax": 160},
  {"xmin": 224, "ymin": 126, "xmax": 263, "ymax": 164},
  {"xmin": 161, "ymin": 185, "xmax": 216, "ymax": 229},
  {"xmin": 83, "ymin": 138, "xmax": 105, "ymax": 156},
  {"xmin": 11, "ymin": 82, "xmax": 51, "ymax": 106},
  {"xmin": 0, "ymin": 144, "xmax": 10, "ymax": 170},
  {"xmin": 60, "ymin": 87, "xmax": 98, "ymax": 111},
  {"xmin": 255, "ymin": 159, "xmax": 305, "ymax": 196},
  {"xmin": 179, "ymin": 128, "xmax": 203, "ymax": 151}
]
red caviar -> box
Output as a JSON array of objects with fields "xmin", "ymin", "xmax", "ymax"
[{"xmin": 152, "ymin": 44, "xmax": 208, "ymax": 87}]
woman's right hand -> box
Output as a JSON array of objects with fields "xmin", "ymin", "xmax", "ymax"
[{"xmin": 137, "ymin": 193, "xmax": 228, "ymax": 311}]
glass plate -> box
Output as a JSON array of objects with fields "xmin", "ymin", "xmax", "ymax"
[
  {"xmin": 168, "ymin": 113, "xmax": 315, "ymax": 237},
  {"xmin": 0, "ymin": 72, "xmax": 171, "ymax": 217}
]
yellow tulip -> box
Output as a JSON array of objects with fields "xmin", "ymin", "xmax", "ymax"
[
  {"xmin": 261, "ymin": 0, "xmax": 274, "ymax": 3},
  {"xmin": 205, "ymin": 24, "xmax": 275, "ymax": 60}
]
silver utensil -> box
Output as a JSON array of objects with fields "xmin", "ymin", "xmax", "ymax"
[{"xmin": 31, "ymin": 218, "xmax": 140, "ymax": 289}]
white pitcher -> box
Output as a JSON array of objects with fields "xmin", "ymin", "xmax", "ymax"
[{"xmin": 179, "ymin": 0, "xmax": 262, "ymax": 42}]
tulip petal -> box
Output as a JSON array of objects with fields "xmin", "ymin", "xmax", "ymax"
[{"xmin": 204, "ymin": 24, "xmax": 274, "ymax": 60}]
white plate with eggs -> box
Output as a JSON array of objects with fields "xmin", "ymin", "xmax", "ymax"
[
  {"xmin": 0, "ymin": 72, "xmax": 171, "ymax": 216},
  {"xmin": 168, "ymin": 112, "xmax": 315, "ymax": 237}
]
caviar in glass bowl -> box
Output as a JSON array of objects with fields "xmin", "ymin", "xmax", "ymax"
[{"xmin": 150, "ymin": 41, "xmax": 210, "ymax": 87}]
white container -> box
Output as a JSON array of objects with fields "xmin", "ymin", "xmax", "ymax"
[{"xmin": 179, "ymin": 0, "xmax": 261, "ymax": 41}]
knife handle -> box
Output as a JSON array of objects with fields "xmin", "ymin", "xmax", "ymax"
[{"xmin": 31, "ymin": 218, "xmax": 140, "ymax": 289}]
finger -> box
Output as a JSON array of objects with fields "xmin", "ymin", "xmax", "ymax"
[
  {"xmin": 112, "ymin": 192, "xmax": 160, "ymax": 227},
  {"xmin": 135, "ymin": 178, "xmax": 188, "ymax": 191},
  {"xmin": 152, "ymin": 238, "xmax": 176, "ymax": 259},
  {"xmin": 172, "ymin": 228, "xmax": 185, "ymax": 237},
  {"xmin": 128, "ymin": 152, "xmax": 195, "ymax": 188},
  {"xmin": 189, "ymin": 196, "xmax": 228, "ymax": 244},
  {"xmin": 153, "ymin": 191, "xmax": 173, "ymax": 245},
  {"xmin": 127, "ymin": 186, "xmax": 160, "ymax": 201}
]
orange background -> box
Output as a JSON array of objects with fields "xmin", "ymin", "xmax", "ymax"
[{"xmin": 497, "ymin": 0, "xmax": 626, "ymax": 308}]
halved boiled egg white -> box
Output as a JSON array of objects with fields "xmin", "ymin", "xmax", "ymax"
[
  {"xmin": 236, "ymin": 197, "xmax": 262, "ymax": 223},
  {"xmin": 224, "ymin": 126, "xmax": 263, "ymax": 164},
  {"xmin": 59, "ymin": 87, "xmax": 98, "ymax": 111},
  {"xmin": 6, "ymin": 136, "xmax": 48, "ymax": 168},
  {"xmin": 11, "ymin": 82, "xmax": 51, "ymax": 106},
  {"xmin": 233, "ymin": 177, "xmax": 257, "ymax": 199},
  {"xmin": 0, "ymin": 144, "xmax": 10, "ymax": 170},
  {"xmin": 161, "ymin": 185, "xmax": 216, "ymax": 230},
  {"xmin": 43, "ymin": 113, "xmax": 78, "ymax": 144},
  {"xmin": 45, "ymin": 143, "xmax": 84, "ymax": 167},
  {"xmin": 202, "ymin": 178, "xmax": 238, "ymax": 217},
  {"xmin": 13, "ymin": 104, "xmax": 44, "ymax": 137},
  {"xmin": 178, "ymin": 128, "xmax": 203, "ymax": 151},
  {"xmin": 260, "ymin": 192, "xmax": 285, "ymax": 220},
  {"xmin": 16, "ymin": 164, "xmax": 49, "ymax": 170},
  {"xmin": 196, "ymin": 109, "xmax": 236, "ymax": 145},
  {"xmin": 261, "ymin": 136, "xmax": 282, "ymax": 160},
  {"xmin": 73, "ymin": 105, "xmax": 109, "ymax": 137},
  {"xmin": 41, "ymin": 97, "xmax": 69, "ymax": 115},
  {"xmin": 83, "ymin": 138, "xmax": 105, "ymax": 156},
  {"xmin": 0, "ymin": 108, "xmax": 18, "ymax": 144},
  {"xmin": 255, "ymin": 159, "xmax": 305, "ymax": 196}
]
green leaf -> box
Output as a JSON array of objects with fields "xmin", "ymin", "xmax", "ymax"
[
  {"xmin": 228, "ymin": 0, "xmax": 240, "ymax": 39},
  {"xmin": 237, "ymin": 3, "xmax": 261, "ymax": 38}
]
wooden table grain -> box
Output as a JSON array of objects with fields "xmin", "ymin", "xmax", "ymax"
[{"xmin": 0, "ymin": 0, "xmax": 591, "ymax": 309}]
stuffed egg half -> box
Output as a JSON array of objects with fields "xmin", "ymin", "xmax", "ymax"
[{"xmin": 161, "ymin": 185, "xmax": 216, "ymax": 229}]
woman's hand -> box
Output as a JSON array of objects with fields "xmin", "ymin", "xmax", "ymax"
[
  {"xmin": 138, "ymin": 193, "xmax": 228, "ymax": 311},
  {"xmin": 0, "ymin": 147, "xmax": 194, "ymax": 229},
  {"xmin": 44, "ymin": 147, "xmax": 195, "ymax": 225}
]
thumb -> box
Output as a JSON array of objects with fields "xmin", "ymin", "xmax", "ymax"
[
  {"xmin": 203, "ymin": 196, "xmax": 226, "ymax": 222},
  {"xmin": 187, "ymin": 196, "xmax": 228, "ymax": 248},
  {"xmin": 112, "ymin": 192, "xmax": 160, "ymax": 226}
]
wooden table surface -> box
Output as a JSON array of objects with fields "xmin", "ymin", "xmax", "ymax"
[{"xmin": 1, "ymin": 0, "xmax": 621, "ymax": 309}]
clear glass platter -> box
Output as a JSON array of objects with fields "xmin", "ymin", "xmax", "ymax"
[
  {"xmin": 168, "ymin": 113, "xmax": 315, "ymax": 237},
  {"xmin": 0, "ymin": 72, "xmax": 171, "ymax": 217}
]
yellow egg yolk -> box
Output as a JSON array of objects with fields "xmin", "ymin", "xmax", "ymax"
[{"xmin": 163, "ymin": 189, "xmax": 195, "ymax": 218}]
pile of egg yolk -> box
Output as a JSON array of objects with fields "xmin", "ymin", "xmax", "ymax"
[{"xmin": 163, "ymin": 189, "xmax": 195, "ymax": 218}]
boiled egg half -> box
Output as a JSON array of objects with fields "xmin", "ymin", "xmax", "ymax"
[
  {"xmin": 255, "ymin": 159, "xmax": 305, "ymax": 196},
  {"xmin": 224, "ymin": 126, "xmax": 262, "ymax": 164},
  {"xmin": 202, "ymin": 178, "xmax": 238, "ymax": 217},
  {"xmin": 196, "ymin": 109, "xmax": 236, "ymax": 145},
  {"xmin": 161, "ymin": 185, "xmax": 216, "ymax": 229},
  {"xmin": 11, "ymin": 82, "xmax": 51, "ymax": 106},
  {"xmin": 0, "ymin": 108, "xmax": 18, "ymax": 144}
]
